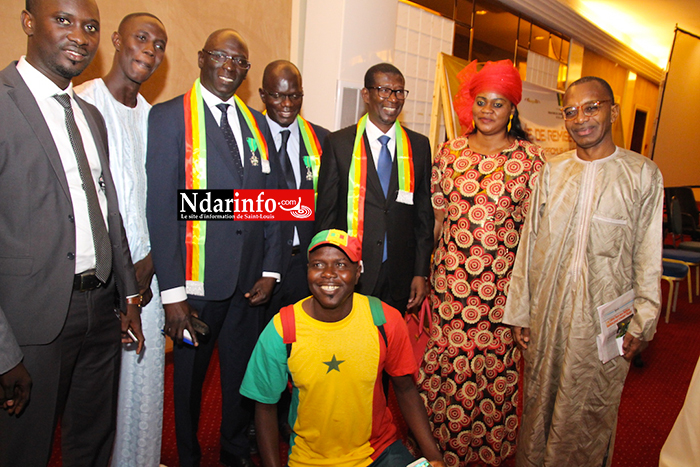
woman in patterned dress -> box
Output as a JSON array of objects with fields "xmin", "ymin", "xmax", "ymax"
[{"xmin": 418, "ymin": 60, "xmax": 544, "ymax": 466}]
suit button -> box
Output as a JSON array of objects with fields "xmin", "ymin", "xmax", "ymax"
[
  {"xmin": 67, "ymin": 252, "xmax": 75, "ymax": 260},
  {"xmin": 377, "ymin": 240, "xmax": 382, "ymax": 245},
  {"xmin": 236, "ymin": 229, "xmax": 242, "ymax": 235},
  {"xmin": 287, "ymin": 239, "xmax": 293, "ymax": 245},
  {"xmin": 68, "ymin": 214, "xmax": 74, "ymax": 223}
]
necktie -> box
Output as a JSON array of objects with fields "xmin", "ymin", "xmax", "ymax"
[
  {"xmin": 377, "ymin": 135, "xmax": 392, "ymax": 262},
  {"xmin": 278, "ymin": 129, "xmax": 296, "ymax": 189},
  {"xmin": 377, "ymin": 135, "xmax": 392, "ymax": 197},
  {"xmin": 54, "ymin": 93, "xmax": 112, "ymax": 282},
  {"xmin": 216, "ymin": 103, "xmax": 244, "ymax": 180}
]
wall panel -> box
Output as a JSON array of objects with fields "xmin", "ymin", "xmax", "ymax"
[
  {"xmin": 581, "ymin": 48, "xmax": 628, "ymax": 99},
  {"xmin": 632, "ymin": 75, "xmax": 659, "ymax": 157},
  {"xmin": 580, "ymin": 48, "xmax": 629, "ymax": 147}
]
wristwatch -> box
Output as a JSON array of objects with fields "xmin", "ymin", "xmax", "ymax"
[{"xmin": 126, "ymin": 295, "xmax": 143, "ymax": 307}]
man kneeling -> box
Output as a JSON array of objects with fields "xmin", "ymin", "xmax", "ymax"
[{"xmin": 241, "ymin": 230, "xmax": 444, "ymax": 467}]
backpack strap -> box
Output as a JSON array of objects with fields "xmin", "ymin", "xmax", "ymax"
[
  {"xmin": 279, "ymin": 305, "xmax": 296, "ymax": 358},
  {"xmin": 368, "ymin": 296, "xmax": 388, "ymax": 347}
]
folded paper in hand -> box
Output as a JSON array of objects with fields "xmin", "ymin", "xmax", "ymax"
[{"xmin": 596, "ymin": 290, "xmax": 635, "ymax": 363}]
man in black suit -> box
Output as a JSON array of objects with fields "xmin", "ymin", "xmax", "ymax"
[
  {"xmin": 146, "ymin": 29, "xmax": 281, "ymax": 467},
  {"xmin": 259, "ymin": 60, "xmax": 329, "ymax": 322},
  {"xmin": 0, "ymin": 0, "xmax": 143, "ymax": 465},
  {"xmin": 315, "ymin": 63, "xmax": 433, "ymax": 313}
]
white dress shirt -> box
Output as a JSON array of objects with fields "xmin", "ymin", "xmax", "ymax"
[
  {"xmin": 16, "ymin": 56, "xmax": 108, "ymax": 275},
  {"xmin": 365, "ymin": 118, "xmax": 396, "ymax": 168},
  {"xmin": 201, "ymin": 85, "xmax": 245, "ymax": 166}
]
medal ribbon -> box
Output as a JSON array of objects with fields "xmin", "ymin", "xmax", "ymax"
[
  {"xmin": 234, "ymin": 95, "xmax": 270, "ymax": 173},
  {"xmin": 298, "ymin": 115, "xmax": 323, "ymax": 206}
]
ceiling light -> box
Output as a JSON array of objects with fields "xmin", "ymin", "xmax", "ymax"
[{"xmin": 475, "ymin": 10, "xmax": 488, "ymax": 15}]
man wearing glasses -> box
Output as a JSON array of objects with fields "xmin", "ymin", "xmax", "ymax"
[
  {"xmin": 259, "ymin": 60, "xmax": 329, "ymax": 323},
  {"xmin": 315, "ymin": 63, "xmax": 433, "ymax": 314},
  {"xmin": 504, "ymin": 76, "xmax": 663, "ymax": 466},
  {"xmin": 146, "ymin": 29, "xmax": 280, "ymax": 467}
]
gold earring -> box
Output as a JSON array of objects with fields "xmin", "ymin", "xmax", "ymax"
[{"xmin": 507, "ymin": 115, "xmax": 513, "ymax": 132}]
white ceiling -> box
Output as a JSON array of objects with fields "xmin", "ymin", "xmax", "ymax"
[{"xmin": 556, "ymin": 0, "xmax": 700, "ymax": 68}]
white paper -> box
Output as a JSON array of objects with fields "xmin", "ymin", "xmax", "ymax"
[{"xmin": 596, "ymin": 290, "xmax": 635, "ymax": 363}]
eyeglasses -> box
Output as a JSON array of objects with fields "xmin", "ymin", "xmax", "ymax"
[
  {"xmin": 560, "ymin": 100, "xmax": 612, "ymax": 121},
  {"xmin": 201, "ymin": 50, "xmax": 251, "ymax": 69},
  {"xmin": 366, "ymin": 86, "xmax": 409, "ymax": 100},
  {"xmin": 262, "ymin": 89, "xmax": 304, "ymax": 102}
]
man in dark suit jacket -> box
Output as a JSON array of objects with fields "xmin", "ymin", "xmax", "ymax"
[
  {"xmin": 259, "ymin": 60, "xmax": 329, "ymax": 322},
  {"xmin": 315, "ymin": 63, "xmax": 433, "ymax": 313},
  {"xmin": 0, "ymin": 0, "xmax": 142, "ymax": 465},
  {"xmin": 146, "ymin": 29, "xmax": 281, "ymax": 467}
]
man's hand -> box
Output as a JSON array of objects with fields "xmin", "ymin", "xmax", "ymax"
[
  {"xmin": 164, "ymin": 300, "xmax": 199, "ymax": 346},
  {"xmin": 622, "ymin": 334, "xmax": 645, "ymax": 361},
  {"xmin": 121, "ymin": 304, "xmax": 145, "ymax": 354},
  {"xmin": 134, "ymin": 253, "xmax": 155, "ymax": 307},
  {"xmin": 245, "ymin": 277, "xmax": 276, "ymax": 307},
  {"xmin": 407, "ymin": 276, "xmax": 428, "ymax": 312},
  {"xmin": 0, "ymin": 361, "xmax": 31, "ymax": 416},
  {"xmin": 513, "ymin": 326, "xmax": 530, "ymax": 351}
]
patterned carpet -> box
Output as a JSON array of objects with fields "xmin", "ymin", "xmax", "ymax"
[{"xmin": 46, "ymin": 277, "xmax": 700, "ymax": 466}]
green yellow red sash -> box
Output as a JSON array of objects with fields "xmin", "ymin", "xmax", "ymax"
[
  {"xmin": 234, "ymin": 95, "xmax": 270, "ymax": 174},
  {"xmin": 394, "ymin": 119, "xmax": 415, "ymax": 201},
  {"xmin": 182, "ymin": 80, "xmax": 271, "ymax": 296},
  {"xmin": 261, "ymin": 111, "xmax": 323, "ymax": 205},
  {"xmin": 184, "ymin": 79, "xmax": 207, "ymax": 296},
  {"xmin": 347, "ymin": 114, "xmax": 414, "ymax": 240}
]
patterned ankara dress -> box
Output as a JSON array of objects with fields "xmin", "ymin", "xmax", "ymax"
[{"xmin": 418, "ymin": 136, "xmax": 543, "ymax": 467}]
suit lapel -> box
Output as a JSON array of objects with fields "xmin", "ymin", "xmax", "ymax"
[
  {"xmin": 75, "ymin": 95, "xmax": 122, "ymax": 218},
  {"xmin": 3, "ymin": 66, "xmax": 71, "ymax": 201}
]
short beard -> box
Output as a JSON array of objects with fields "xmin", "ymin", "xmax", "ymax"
[{"xmin": 55, "ymin": 62, "xmax": 87, "ymax": 80}]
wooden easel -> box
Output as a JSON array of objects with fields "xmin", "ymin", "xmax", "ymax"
[{"xmin": 428, "ymin": 53, "xmax": 470, "ymax": 157}]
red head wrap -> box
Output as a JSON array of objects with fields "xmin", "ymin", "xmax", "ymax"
[{"xmin": 453, "ymin": 59, "xmax": 523, "ymax": 134}]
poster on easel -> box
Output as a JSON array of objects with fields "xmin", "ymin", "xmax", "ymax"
[
  {"xmin": 519, "ymin": 81, "xmax": 575, "ymax": 159},
  {"xmin": 430, "ymin": 53, "xmax": 574, "ymax": 159}
]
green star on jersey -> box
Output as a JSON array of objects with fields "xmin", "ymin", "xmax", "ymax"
[{"xmin": 323, "ymin": 354, "xmax": 345, "ymax": 373}]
